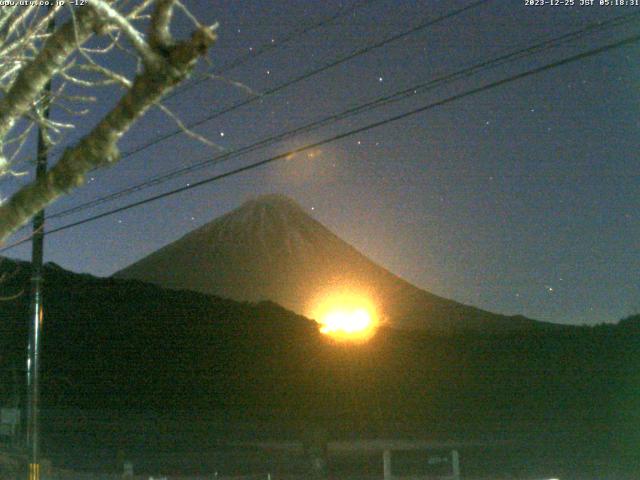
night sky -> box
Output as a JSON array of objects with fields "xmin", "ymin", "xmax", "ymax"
[{"xmin": 2, "ymin": 0, "xmax": 639, "ymax": 325}]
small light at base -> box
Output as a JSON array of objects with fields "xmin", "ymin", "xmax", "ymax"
[
  {"xmin": 320, "ymin": 308, "xmax": 371, "ymax": 335},
  {"xmin": 309, "ymin": 291, "xmax": 379, "ymax": 342}
]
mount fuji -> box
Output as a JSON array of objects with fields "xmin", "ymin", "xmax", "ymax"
[{"xmin": 115, "ymin": 194, "xmax": 554, "ymax": 333}]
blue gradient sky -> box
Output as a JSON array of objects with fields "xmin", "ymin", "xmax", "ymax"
[{"xmin": 3, "ymin": 0, "xmax": 639, "ymax": 325}]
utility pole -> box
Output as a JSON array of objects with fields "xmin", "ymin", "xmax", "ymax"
[
  {"xmin": 26, "ymin": 9, "xmax": 54, "ymax": 480},
  {"xmin": 26, "ymin": 95, "xmax": 49, "ymax": 480}
]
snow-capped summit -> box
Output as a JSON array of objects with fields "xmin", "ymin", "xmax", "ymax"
[{"xmin": 115, "ymin": 194, "xmax": 550, "ymax": 333}]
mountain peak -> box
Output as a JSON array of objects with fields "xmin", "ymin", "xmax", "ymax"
[
  {"xmin": 115, "ymin": 196, "xmax": 548, "ymax": 333},
  {"xmin": 242, "ymin": 193, "xmax": 303, "ymax": 211},
  {"xmin": 231, "ymin": 194, "xmax": 308, "ymax": 226}
]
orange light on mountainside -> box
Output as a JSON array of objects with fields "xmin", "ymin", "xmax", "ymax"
[{"xmin": 309, "ymin": 291, "xmax": 379, "ymax": 341}]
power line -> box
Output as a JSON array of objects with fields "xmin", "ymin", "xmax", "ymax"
[
  {"xmin": 45, "ymin": 10, "xmax": 640, "ymax": 221},
  {"xmin": 43, "ymin": 0, "xmax": 380, "ymax": 161},
  {"xmin": 143, "ymin": 0, "xmax": 379, "ymax": 107},
  {"xmin": 93, "ymin": 0, "xmax": 492, "ymax": 161},
  {"xmin": 2, "ymin": 30, "xmax": 637, "ymax": 252},
  {"xmin": 0, "ymin": 0, "xmax": 496, "ymax": 245},
  {"xmin": 162, "ymin": 0, "xmax": 380, "ymax": 102}
]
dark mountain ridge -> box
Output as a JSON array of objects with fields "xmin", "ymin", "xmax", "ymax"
[
  {"xmin": 0, "ymin": 257, "xmax": 638, "ymax": 476},
  {"xmin": 114, "ymin": 194, "xmax": 559, "ymax": 334}
]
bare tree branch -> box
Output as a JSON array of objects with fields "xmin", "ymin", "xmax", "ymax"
[
  {"xmin": 149, "ymin": 0, "xmax": 174, "ymax": 49},
  {"xmin": 0, "ymin": 7, "xmax": 97, "ymax": 140},
  {"xmin": 156, "ymin": 102, "xmax": 223, "ymax": 150},
  {"xmin": 88, "ymin": 0, "xmax": 162, "ymax": 68},
  {"xmin": 0, "ymin": 3, "xmax": 217, "ymax": 242}
]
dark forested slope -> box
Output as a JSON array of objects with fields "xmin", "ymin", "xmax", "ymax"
[{"xmin": 0, "ymin": 258, "xmax": 638, "ymax": 475}]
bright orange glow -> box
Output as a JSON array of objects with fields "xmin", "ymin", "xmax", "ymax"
[{"xmin": 309, "ymin": 292, "xmax": 378, "ymax": 341}]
